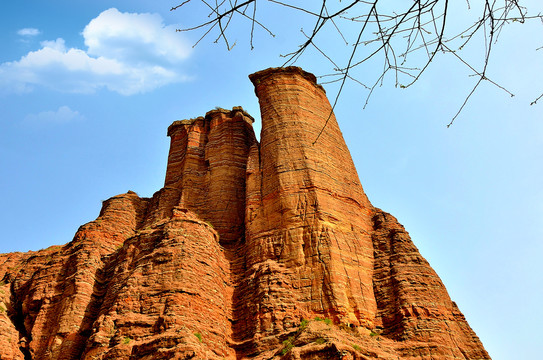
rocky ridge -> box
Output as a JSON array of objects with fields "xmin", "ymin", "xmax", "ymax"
[{"xmin": 0, "ymin": 67, "xmax": 490, "ymax": 359}]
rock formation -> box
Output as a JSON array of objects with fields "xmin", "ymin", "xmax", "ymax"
[{"xmin": 0, "ymin": 67, "xmax": 490, "ymax": 359}]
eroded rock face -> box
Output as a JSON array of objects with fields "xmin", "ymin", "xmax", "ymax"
[
  {"xmin": 243, "ymin": 68, "xmax": 376, "ymax": 335},
  {"xmin": 0, "ymin": 67, "xmax": 489, "ymax": 359}
]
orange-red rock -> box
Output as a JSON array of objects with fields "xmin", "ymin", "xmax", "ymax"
[{"xmin": 0, "ymin": 67, "xmax": 490, "ymax": 359}]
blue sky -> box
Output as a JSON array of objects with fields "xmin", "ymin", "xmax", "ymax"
[{"xmin": 1, "ymin": 1, "xmax": 541, "ymax": 359}]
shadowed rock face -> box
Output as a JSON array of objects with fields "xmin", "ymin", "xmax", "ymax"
[{"xmin": 0, "ymin": 67, "xmax": 490, "ymax": 360}]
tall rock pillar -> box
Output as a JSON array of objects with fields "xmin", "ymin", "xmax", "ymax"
[
  {"xmin": 245, "ymin": 67, "xmax": 377, "ymax": 331},
  {"xmin": 152, "ymin": 107, "xmax": 256, "ymax": 243}
]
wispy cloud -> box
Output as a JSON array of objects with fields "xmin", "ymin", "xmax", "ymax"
[
  {"xmin": 17, "ymin": 28, "xmax": 41, "ymax": 36},
  {"xmin": 23, "ymin": 106, "xmax": 85, "ymax": 125},
  {"xmin": 2, "ymin": 8, "xmax": 192, "ymax": 95}
]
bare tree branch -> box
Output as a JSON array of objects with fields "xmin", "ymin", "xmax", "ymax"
[{"xmin": 171, "ymin": 0, "xmax": 543, "ymax": 134}]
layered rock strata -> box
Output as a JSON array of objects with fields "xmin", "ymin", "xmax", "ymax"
[
  {"xmin": 0, "ymin": 67, "xmax": 489, "ymax": 359},
  {"xmin": 240, "ymin": 68, "xmax": 376, "ymax": 337}
]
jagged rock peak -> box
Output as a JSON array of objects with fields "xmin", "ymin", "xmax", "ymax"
[{"xmin": 167, "ymin": 106, "xmax": 254, "ymax": 136}]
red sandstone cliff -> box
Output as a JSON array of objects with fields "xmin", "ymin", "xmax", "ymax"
[{"xmin": 0, "ymin": 67, "xmax": 490, "ymax": 359}]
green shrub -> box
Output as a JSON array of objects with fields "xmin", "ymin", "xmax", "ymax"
[
  {"xmin": 299, "ymin": 319, "xmax": 309, "ymax": 330},
  {"xmin": 369, "ymin": 330, "xmax": 379, "ymax": 337},
  {"xmin": 352, "ymin": 344, "xmax": 362, "ymax": 351},
  {"xmin": 194, "ymin": 332, "xmax": 202, "ymax": 342},
  {"xmin": 281, "ymin": 336, "xmax": 295, "ymax": 355},
  {"xmin": 314, "ymin": 316, "xmax": 332, "ymax": 325},
  {"xmin": 122, "ymin": 336, "xmax": 131, "ymax": 344},
  {"xmin": 0, "ymin": 305, "xmax": 6, "ymax": 313},
  {"xmin": 314, "ymin": 337, "xmax": 326, "ymax": 344}
]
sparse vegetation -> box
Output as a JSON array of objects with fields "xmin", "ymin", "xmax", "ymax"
[
  {"xmin": 194, "ymin": 332, "xmax": 202, "ymax": 342},
  {"xmin": 314, "ymin": 337, "xmax": 326, "ymax": 344},
  {"xmin": 313, "ymin": 316, "xmax": 332, "ymax": 325},
  {"xmin": 369, "ymin": 330, "xmax": 379, "ymax": 337},
  {"xmin": 0, "ymin": 305, "xmax": 6, "ymax": 313},
  {"xmin": 122, "ymin": 336, "xmax": 131, "ymax": 344},
  {"xmin": 352, "ymin": 344, "xmax": 362, "ymax": 351},
  {"xmin": 281, "ymin": 336, "xmax": 295, "ymax": 355},
  {"xmin": 299, "ymin": 319, "xmax": 309, "ymax": 330}
]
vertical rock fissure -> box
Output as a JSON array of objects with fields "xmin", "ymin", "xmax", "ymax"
[
  {"xmin": 9, "ymin": 285, "xmax": 33, "ymax": 360},
  {"xmin": 332, "ymin": 230, "xmax": 362, "ymax": 322},
  {"xmin": 350, "ymin": 231, "xmax": 373, "ymax": 318},
  {"xmin": 71, "ymin": 264, "xmax": 111, "ymax": 360},
  {"xmin": 316, "ymin": 228, "xmax": 333, "ymax": 317}
]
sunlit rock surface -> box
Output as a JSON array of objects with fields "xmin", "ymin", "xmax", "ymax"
[{"xmin": 0, "ymin": 67, "xmax": 489, "ymax": 359}]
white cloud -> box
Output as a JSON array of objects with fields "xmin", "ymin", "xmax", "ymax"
[
  {"xmin": 18, "ymin": 28, "xmax": 41, "ymax": 36},
  {"xmin": 2, "ymin": 8, "xmax": 192, "ymax": 95},
  {"xmin": 83, "ymin": 8, "xmax": 190, "ymax": 65},
  {"xmin": 23, "ymin": 106, "xmax": 84, "ymax": 124}
]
